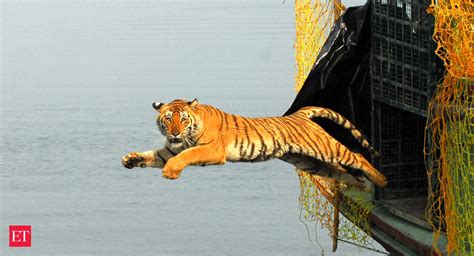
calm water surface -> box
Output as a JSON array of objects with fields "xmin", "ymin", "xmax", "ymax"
[{"xmin": 1, "ymin": 1, "xmax": 384, "ymax": 255}]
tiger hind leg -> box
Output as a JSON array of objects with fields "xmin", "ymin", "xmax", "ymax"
[
  {"xmin": 323, "ymin": 162, "xmax": 369, "ymax": 190},
  {"xmin": 340, "ymin": 152, "xmax": 387, "ymax": 187},
  {"xmin": 285, "ymin": 142, "xmax": 386, "ymax": 188},
  {"xmin": 307, "ymin": 166, "xmax": 369, "ymax": 190},
  {"xmin": 279, "ymin": 153, "xmax": 368, "ymax": 190}
]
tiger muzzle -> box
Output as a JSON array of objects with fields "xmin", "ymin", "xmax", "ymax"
[{"xmin": 169, "ymin": 138, "xmax": 182, "ymax": 144}]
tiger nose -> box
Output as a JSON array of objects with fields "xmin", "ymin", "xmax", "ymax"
[{"xmin": 171, "ymin": 130, "xmax": 180, "ymax": 136}]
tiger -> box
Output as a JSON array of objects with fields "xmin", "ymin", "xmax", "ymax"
[{"xmin": 121, "ymin": 99, "xmax": 387, "ymax": 188}]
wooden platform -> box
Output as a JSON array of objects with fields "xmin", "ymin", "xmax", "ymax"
[
  {"xmin": 381, "ymin": 197, "xmax": 432, "ymax": 230},
  {"xmin": 336, "ymin": 190, "xmax": 448, "ymax": 255}
]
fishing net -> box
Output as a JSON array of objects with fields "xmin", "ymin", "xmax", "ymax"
[
  {"xmin": 294, "ymin": 0, "xmax": 345, "ymax": 92},
  {"xmin": 298, "ymin": 172, "xmax": 375, "ymax": 251},
  {"xmin": 426, "ymin": 1, "xmax": 473, "ymax": 254},
  {"xmin": 294, "ymin": 1, "xmax": 375, "ymax": 251}
]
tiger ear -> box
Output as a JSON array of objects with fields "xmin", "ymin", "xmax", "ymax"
[
  {"xmin": 188, "ymin": 98, "xmax": 198, "ymax": 109},
  {"xmin": 152, "ymin": 102, "xmax": 164, "ymax": 111}
]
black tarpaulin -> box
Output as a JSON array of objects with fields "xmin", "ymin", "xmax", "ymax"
[{"xmin": 284, "ymin": 3, "xmax": 373, "ymax": 155}]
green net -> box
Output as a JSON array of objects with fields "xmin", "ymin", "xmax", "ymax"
[{"xmin": 298, "ymin": 171, "xmax": 376, "ymax": 252}]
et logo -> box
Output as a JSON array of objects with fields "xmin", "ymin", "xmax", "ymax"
[{"xmin": 9, "ymin": 225, "xmax": 32, "ymax": 247}]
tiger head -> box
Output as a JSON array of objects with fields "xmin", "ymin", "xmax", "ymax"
[{"xmin": 153, "ymin": 99, "xmax": 202, "ymax": 149}]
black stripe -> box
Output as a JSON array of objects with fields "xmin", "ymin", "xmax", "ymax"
[
  {"xmin": 250, "ymin": 119, "xmax": 266, "ymax": 159},
  {"xmin": 232, "ymin": 115, "xmax": 239, "ymax": 129},
  {"xmin": 248, "ymin": 143, "xmax": 255, "ymax": 159},
  {"xmin": 329, "ymin": 145, "xmax": 334, "ymax": 163},
  {"xmin": 306, "ymin": 120, "xmax": 331, "ymax": 160},
  {"xmin": 233, "ymin": 135, "xmax": 239, "ymax": 148},
  {"xmin": 297, "ymin": 112, "xmax": 306, "ymax": 118},
  {"xmin": 216, "ymin": 109, "xmax": 224, "ymax": 131},
  {"xmin": 273, "ymin": 118, "xmax": 292, "ymax": 141},
  {"xmin": 272, "ymin": 137, "xmax": 281, "ymax": 157},
  {"xmin": 156, "ymin": 152, "xmax": 167, "ymax": 164},
  {"xmin": 341, "ymin": 151, "xmax": 349, "ymax": 165},
  {"xmin": 238, "ymin": 137, "xmax": 245, "ymax": 158},
  {"xmin": 257, "ymin": 135, "xmax": 267, "ymax": 159},
  {"xmin": 165, "ymin": 146, "xmax": 177, "ymax": 156},
  {"xmin": 268, "ymin": 134, "xmax": 277, "ymax": 158},
  {"xmin": 300, "ymin": 124, "xmax": 325, "ymax": 161},
  {"xmin": 241, "ymin": 118, "xmax": 257, "ymax": 159},
  {"xmin": 276, "ymin": 126, "xmax": 287, "ymax": 146},
  {"xmin": 268, "ymin": 118, "xmax": 287, "ymax": 147},
  {"xmin": 272, "ymin": 121, "xmax": 282, "ymax": 155},
  {"xmin": 248, "ymin": 119, "xmax": 267, "ymax": 159},
  {"xmin": 285, "ymin": 117, "xmax": 317, "ymax": 154},
  {"xmin": 241, "ymin": 119, "xmax": 250, "ymax": 158},
  {"xmin": 223, "ymin": 112, "xmax": 229, "ymax": 130},
  {"xmin": 326, "ymin": 109, "xmax": 334, "ymax": 120},
  {"xmin": 345, "ymin": 152, "xmax": 355, "ymax": 166},
  {"xmin": 342, "ymin": 119, "xmax": 350, "ymax": 128},
  {"xmin": 302, "ymin": 120, "xmax": 327, "ymax": 161},
  {"xmin": 353, "ymin": 129, "xmax": 361, "ymax": 142},
  {"xmin": 275, "ymin": 117, "xmax": 296, "ymax": 147},
  {"xmin": 258, "ymin": 118, "xmax": 277, "ymax": 158},
  {"xmin": 340, "ymin": 147, "xmax": 349, "ymax": 163},
  {"xmin": 314, "ymin": 133, "xmax": 330, "ymax": 162},
  {"xmin": 277, "ymin": 118, "xmax": 303, "ymax": 154},
  {"xmin": 239, "ymin": 137, "xmax": 247, "ymax": 159},
  {"xmin": 257, "ymin": 118, "xmax": 278, "ymax": 158}
]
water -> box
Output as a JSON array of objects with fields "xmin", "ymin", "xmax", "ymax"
[{"xmin": 1, "ymin": 0, "xmax": 384, "ymax": 255}]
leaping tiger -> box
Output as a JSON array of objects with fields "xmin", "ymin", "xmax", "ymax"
[{"xmin": 121, "ymin": 99, "xmax": 387, "ymax": 189}]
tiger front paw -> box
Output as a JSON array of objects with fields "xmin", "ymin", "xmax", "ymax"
[
  {"xmin": 122, "ymin": 152, "xmax": 147, "ymax": 169},
  {"xmin": 162, "ymin": 159, "xmax": 184, "ymax": 180}
]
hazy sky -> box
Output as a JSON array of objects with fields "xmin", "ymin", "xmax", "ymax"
[{"xmin": 342, "ymin": 0, "xmax": 367, "ymax": 6}]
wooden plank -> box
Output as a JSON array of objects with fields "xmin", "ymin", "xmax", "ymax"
[
  {"xmin": 335, "ymin": 189, "xmax": 448, "ymax": 255},
  {"xmin": 369, "ymin": 206, "xmax": 442, "ymax": 255},
  {"xmin": 382, "ymin": 197, "xmax": 432, "ymax": 230}
]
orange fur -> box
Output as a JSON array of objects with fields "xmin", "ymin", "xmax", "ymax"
[{"xmin": 122, "ymin": 99, "xmax": 387, "ymax": 188}]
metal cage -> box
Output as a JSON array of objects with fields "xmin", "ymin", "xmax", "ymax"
[
  {"xmin": 371, "ymin": 0, "xmax": 436, "ymax": 117},
  {"xmin": 370, "ymin": 0, "xmax": 437, "ymax": 200},
  {"xmin": 373, "ymin": 103, "xmax": 428, "ymax": 199}
]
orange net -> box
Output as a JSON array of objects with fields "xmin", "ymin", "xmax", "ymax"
[{"xmin": 426, "ymin": 0, "xmax": 473, "ymax": 254}]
